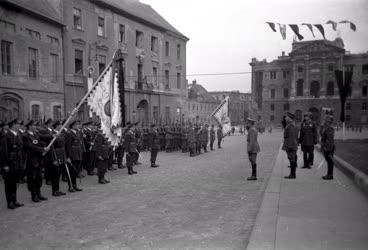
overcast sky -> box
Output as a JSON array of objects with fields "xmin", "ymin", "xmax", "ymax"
[{"xmin": 141, "ymin": 0, "xmax": 368, "ymax": 93}]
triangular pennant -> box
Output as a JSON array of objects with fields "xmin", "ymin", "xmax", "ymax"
[
  {"xmin": 289, "ymin": 24, "xmax": 304, "ymax": 41},
  {"xmin": 302, "ymin": 23, "xmax": 315, "ymax": 37},
  {"xmin": 326, "ymin": 20, "xmax": 338, "ymax": 31},
  {"xmin": 278, "ymin": 23, "xmax": 287, "ymax": 40},
  {"xmin": 339, "ymin": 20, "xmax": 356, "ymax": 31},
  {"xmin": 314, "ymin": 24, "xmax": 326, "ymax": 39},
  {"xmin": 266, "ymin": 22, "xmax": 277, "ymax": 32}
]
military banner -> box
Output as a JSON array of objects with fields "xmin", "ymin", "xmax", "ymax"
[{"xmin": 211, "ymin": 96, "xmax": 231, "ymax": 135}]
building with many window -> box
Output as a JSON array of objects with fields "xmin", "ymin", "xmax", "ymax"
[
  {"xmin": 0, "ymin": 0, "xmax": 64, "ymax": 122},
  {"xmin": 250, "ymin": 38, "xmax": 368, "ymax": 126},
  {"xmin": 209, "ymin": 91, "xmax": 257, "ymax": 125}
]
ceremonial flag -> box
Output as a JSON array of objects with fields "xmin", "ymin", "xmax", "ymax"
[
  {"xmin": 266, "ymin": 22, "xmax": 277, "ymax": 32},
  {"xmin": 87, "ymin": 63, "xmax": 122, "ymax": 146},
  {"xmin": 314, "ymin": 24, "xmax": 326, "ymax": 39},
  {"xmin": 289, "ymin": 24, "xmax": 304, "ymax": 40},
  {"xmin": 211, "ymin": 96, "xmax": 231, "ymax": 135}
]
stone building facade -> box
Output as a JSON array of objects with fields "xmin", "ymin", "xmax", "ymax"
[
  {"xmin": 209, "ymin": 91, "xmax": 257, "ymax": 125},
  {"xmin": 62, "ymin": 0, "xmax": 188, "ymax": 125},
  {"xmin": 0, "ymin": 0, "xmax": 64, "ymax": 122},
  {"xmin": 250, "ymin": 38, "xmax": 368, "ymax": 126},
  {"xmin": 0, "ymin": 0, "xmax": 188, "ymax": 125}
]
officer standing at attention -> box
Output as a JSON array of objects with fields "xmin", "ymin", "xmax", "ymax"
[
  {"xmin": 320, "ymin": 115, "xmax": 335, "ymax": 180},
  {"xmin": 217, "ymin": 125, "xmax": 223, "ymax": 149},
  {"xmin": 246, "ymin": 118, "xmax": 260, "ymax": 181},
  {"xmin": 124, "ymin": 122, "xmax": 138, "ymax": 175},
  {"xmin": 201, "ymin": 124, "xmax": 209, "ymax": 153},
  {"xmin": 2, "ymin": 119, "xmax": 25, "ymax": 209},
  {"xmin": 299, "ymin": 112, "xmax": 317, "ymax": 168},
  {"xmin": 209, "ymin": 124, "xmax": 216, "ymax": 151},
  {"xmin": 282, "ymin": 112, "xmax": 299, "ymax": 179},
  {"xmin": 23, "ymin": 120, "xmax": 49, "ymax": 202},
  {"xmin": 94, "ymin": 131, "xmax": 111, "ymax": 184},
  {"xmin": 148, "ymin": 124, "xmax": 160, "ymax": 168}
]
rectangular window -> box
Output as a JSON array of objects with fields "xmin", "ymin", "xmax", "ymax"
[
  {"xmin": 136, "ymin": 31, "xmax": 144, "ymax": 48},
  {"xmin": 270, "ymin": 115, "xmax": 274, "ymax": 121},
  {"xmin": 283, "ymin": 70, "xmax": 289, "ymax": 79},
  {"xmin": 47, "ymin": 35, "xmax": 59, "ymax": 46},
  {"xmin": 73, "ymin": 8, "xmax": 82, "ymax": 30},
  {"xmin": 270, "ymin": 104, "xmax": 275, "ymax": 111},
  {"xmin": 362, "ymin": 64, "xmax": 368, "ymax": 75},
  {"xmin": 363, "ymin": 86, "xmax": 367, "ymax": 97},
  {"xmin": 165, "ymin": 70, "xmax": 170, "ymax": 89},
  {"xmin": 283, "ymin": 88, "xmax": 289, "ymax": 98},
  {"xmin": 53, "ymin": 105, "xmax": 62, "ymax": 120},
  {"xmin": 0, "ymin": 19, "xmax": 16, "ymax": 33},
  {"xmin": 28, "ymin": 48, "xmax": 38, "ymax": 78},
  {"xmin": 98, "ymin": 55, "xmax": 106, "ymax": 75},
  {"xmin": 270, "ymin": 89, "xmax": 275, "ymax": 99},
  {"xmin": 283, "ymin": 103, "xmax": 289, "ymax": 111},
  {"xmin": 74, "ymin": 49, "xmax": 83, "ymax": 75},
  {"xmin": 346, "ymin": 102, "xmax": 351, "ymax": 110},
  {"xmin": 153, "ymin": 67, "xmax": 158, "ymax": 85},
  {"xmin": 1, "ymin": 40, "xmax": 12, "ymax": 75},
  {"xmin": 31, "ymin": 104, "xmax": 40, "ymax": 121},
  {"xmin": 137, "ymin": 63, "xmax": 143, "ymax": 90},
  {"xmin": 177, "ymin": 44, "xmax": 181, "ymax": 60},
  {"xmin": 362, "ymin": 103, "xmax": 367, "ymax": 110},
  {"xmin": 26, "ymin": 28, "xmax": 41, "ymax": 40},
  {"xmin": 270, "ymin": 71, "xmax": 276, "ymax": 79},
  {"xmin": 50, "ymin": 54, "xmax": 58, "ymax": 82},
  {"xmin": 97, "ymin": 17, "xmax": 105, "ymax": 37},
  {"xmin": 298, "ymin": 66, "xmax": 303, "ymax": 72},
  {"xmin": 151, "ymin": 36, "xmax": 158, "ymax": 52},
  {"xmin": 165, "ymin": 41, "xmax": 169, "ymax": 56},
  {"xmin": 177, "ymin": 72, "xmax": 181, "ymax": 89},
  {"xmin": 119, "ymin": 24, "xmax": 125, "ymax": 42}
]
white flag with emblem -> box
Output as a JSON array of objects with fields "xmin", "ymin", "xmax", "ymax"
[
  {"xmin": 87, "ymin": 63, "xmax": 122, "ymax": 146},
  {"xmin": 211, "ymin": 96, "xmax": 231, "ymax": 135}
]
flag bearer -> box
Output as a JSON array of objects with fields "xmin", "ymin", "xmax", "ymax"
[{"xmin": 246, "ymin": 118, "xmax": 260, "ymax": 181}]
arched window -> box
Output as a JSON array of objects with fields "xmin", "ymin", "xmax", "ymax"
[
  {"xmin": 310, "ymin": 81, "xmax": 320, "ymax": 98},
  {"xmin": 296, "ymin": 79, "xmax": 303, "ymax": 96},
  {"xmin": 326, "ymin": 81, "xmax": 334, "ymax": 96}
]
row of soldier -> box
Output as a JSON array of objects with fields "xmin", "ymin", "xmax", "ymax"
[{"xmin": 0, "ymin": 118, "xmax": 224, "ymax": 210}]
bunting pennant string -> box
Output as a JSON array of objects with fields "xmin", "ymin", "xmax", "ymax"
[
  {"xmin": 278, "ymin": 23, "xmax": 287, "ymax": 40},
  {"xmin": 339, "ymin": 20, "xmax": 356, "ymax": 31},
  {"xmin": 289, "ymin": 24, "xmax": 304, "ymax": 41},
  {"xmin": 302, "ymin": 23, "xmax": 315, "ymax": 37},
  {"xmin": 326, "ymin": 20, "xmax": 338, "ymax": 31},
  {"xmin": 314, "ymin": 24, "xmax": 326, "ymax": 39},
  {"xmin": 266, "ymin": 22, "xmax": 277, "ymax": 32}
]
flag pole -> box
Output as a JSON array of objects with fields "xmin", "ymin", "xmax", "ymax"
[{"xmin": 43, "ymin": 50, "xmax": 120, "ymax": 154}]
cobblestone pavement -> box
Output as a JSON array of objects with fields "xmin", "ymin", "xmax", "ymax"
[{"xmin": 0, "ymin": 133, "xmax": 281, "ymax": 250}]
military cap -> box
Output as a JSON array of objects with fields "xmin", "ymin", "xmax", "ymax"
[
  {"xmin": 286, "ymin": 112, "xmax": 295, "ymax": 119},
  {"xmin": 25, "ymin": 120, "xmax": 34, "ymax": 128},
  {"xmin": 7, "ymin": 118, "xmax": 18, "ymax": 128},
  {"xmin": 52, "ymin": 120, "xmax": 61, "ymax": 128},
  {"xmin": 82, "ymin": 121, "xmax": 92, "ymax": 126},
  {"xmin": 45, "ymin": 118, "xmax": 53, "ymax": 125}
]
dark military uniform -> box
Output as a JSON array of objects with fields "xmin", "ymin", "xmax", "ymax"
[
  {"xmin": 209, "ymin": 126, "xmax": 216, "ymax": 150},
  {"xmin": 247, "ymin": 124, "xmax": 260, "ymax": 180},
  {"xmin": 2, "ymin": 126, "xmax": 24, "ymax": 208},
  {"xmin": 195, "ymin": 126, "xmax": 201, "ymax": 154},
  {"xmin": 299, "ymin": 120, "xmax": 317, "ymax": 168},
  {"xmin": 65, "ymin": 127, "xmax": 83, "ymax": 191},
  {"xmin": 282, "ymin": 121, "xmax": 299, "ymax": 178},
  {"xmin": 188, "ymin": 127, "xmax": 196, "ymax": 157},
  {"xmin": 95, "ymin": 132, "xmax": 110, "ymax": 184},
  {"xmin": 124, "ymin": 127, "xmax": 138, "ymax": 175},
  {"xmin": 217, "ymin": 128, "xmax": 223, "ymax": 148},
  {"xmin": 181, "ymin": 126, "xmax": 189, "ymax": 153},
  {"xmin": 320, "ymin": 121, "xmax": 335, "ymax": 179},
  {"xmin": 148, "ymin": 125, "xmax": 160, "ymax": 168},
  {"xmin": 200, "ymin": 126, "xmax": 209, "ymax": 152}
]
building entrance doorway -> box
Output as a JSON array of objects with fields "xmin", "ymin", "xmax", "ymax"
[{"xmin": 0, "ymin": 93, "xmax": 22, "ymax": 122}]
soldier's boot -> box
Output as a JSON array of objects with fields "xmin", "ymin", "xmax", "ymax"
[
  {"xmin": 31, "ymin": 192, "xmax": 40, "ymax": 203},
  {"xmin": 73, "ymin": 186, "xmax": 83, "ymax": 192},
  {"xmin": 131, "ymin": 167, "xmax": 137, "ymax": 174},
  {"xmin": 285, "ymin": 163, "xmax": 296, "ymax": 179},
  {"xmin": 37, "ymin": 192, "xmax": 48, "ymax": 201},
  {"xmin": 14, "ymin": 201, "xmax": 24, "ymax": 207},
  {"xmin": 7, "ymin": 201, "xmax": 16, "ymax": 209},
  {"xmin": 151, "ymin": 163, "xmax": 159, "ymax": 168},
  {"xmin": 322, "ymin": 166, "xmax": 334, "ymax": 180},
  {"xmin": 247, "ymin": 164, "xmax": 257, "ymax": 181}
]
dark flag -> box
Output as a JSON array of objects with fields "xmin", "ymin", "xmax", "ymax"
[
  {"xmin": 289, "ymin": 24, "xmax": 304, "ymax": 40},
  {"xmin": 266, "ymin": 22, "xmax": 277, "ymax": 32},
  {"xmin": 314, "ymin": 24, "xmax": 326, "ymax": 39},
  {"xmin": 335, "ymin": 70, "xmax": 353, "ymax": 122}
]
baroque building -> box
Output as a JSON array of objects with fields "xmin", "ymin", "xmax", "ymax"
[{"xmin": 250, "ymin": 38, "xmax": 368, "ymax": 126}]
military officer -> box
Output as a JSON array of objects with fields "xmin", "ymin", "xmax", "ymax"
[
  {"xmin": 217, "ymin": 126, "xmax": 223, "ymax": 148},
  {"xmin": 282, "ymin": 112, "xmax": 299, "ymax": 179},
  {"xmin": 65, "ymin": 120, "xmax": 83, "ymax": 192},
  {"xmin": 201, "ymin": 124, "xmax": 209, "ymax": 153},
  {"xmin": 246, "ymin": 118, "xmax": 260, "ymax": 181},
  {"xmin": 38, "ymin": 118, "xmax": 54, "ymax": 186},
  {"xmin": 17, "ymin": 120, "xmax": 27, "ymax": 183},
  {"xmin": 49, "ymin": 120, "xmax": 67, "ymax": 196},
  {"xmin": 23, "ymin": 120, "xmax": 49, "ymax": 202},
  {"xmin": 320, "ymin": 115, "xmax": 335, "ymax": 180},
  {"xmin": 124, "ymin": 122, "xmax": 138, "ymax": 175},
  {"xmin": 94, "ymin": 131, "xmax": 111, "ymax": 184},
  {"xmin": 209, "ymin": 124, "xmax": 216, "ymax": 151},
  {"xmin": 188, "ymin": 125, "xmax": 196, "ymax": 157},
  {"xmin": 148, "ymin": 124, "xmax": 160, "ymax": 168},
  {"xmin": 134, "ymin": 122, "xmax": 142, "ymax": 165},
  {"xmin": 2, "ymin": 119, "xmax": 25, "ymax": 209},
  {"xmin": 299, "ymin": 112, "xmax": 317, "ymax": 168}
]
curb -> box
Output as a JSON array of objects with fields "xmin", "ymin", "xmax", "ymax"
[{"xmin": 316, "ymin": 145, "xmax": 368, "ymax": 197}]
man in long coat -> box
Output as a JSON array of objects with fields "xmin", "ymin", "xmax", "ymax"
[
  {"xmin": 246, "ymin": 118, "xmax": 260, "ymax": 180},
  {"xmin": 320, "ymin": 115, "xmax": 335, "ymax": 180},
  {"xmin": 282, "ymin": 112, "xmax": 299, "ymax": 179}
]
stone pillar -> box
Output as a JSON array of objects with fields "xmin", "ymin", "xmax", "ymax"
[
  {"xmin": 305, "ymin": 56, "xmax": 310, "ymax": 96},
  {"xmin": 290, "ymin": 59, "xmax": 296, "ymax": 99}
]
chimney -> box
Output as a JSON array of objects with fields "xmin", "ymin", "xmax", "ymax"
[
  {"xmin": 192, "ymin": 80, "xmax": 197, "ymax": 85},
  {"xmin": 282, "ymin": 51, "xmax": 285, "ymax": 56}
]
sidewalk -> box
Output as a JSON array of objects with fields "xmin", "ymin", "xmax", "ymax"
[{"xmin": 247, "ymin": 148, "xmax": 368, "ymax": 250}]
